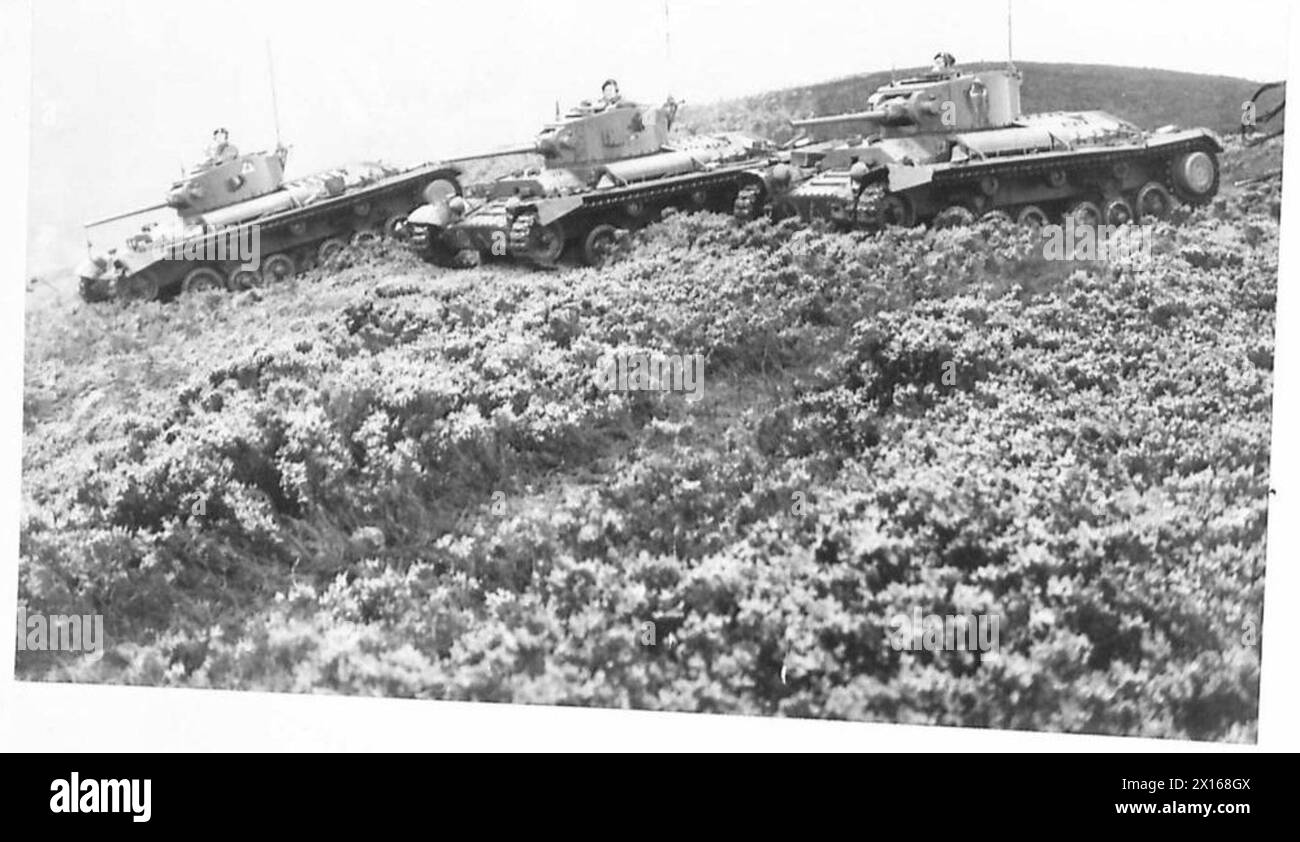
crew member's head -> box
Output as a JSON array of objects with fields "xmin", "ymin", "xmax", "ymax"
[
  {"xmin": 932, "ymin": 52, "xmax": 956, "ymax": 71},
  {"xmin": 212, "ymin": 128, "xmax": 229, "ymax": 144},
  {"xmin": 601, "ymin": 79, "xmax": 620, "ymax": 102}
]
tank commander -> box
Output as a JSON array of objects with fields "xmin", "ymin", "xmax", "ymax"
[
  {"xmin": 931, "ymin": 52, "xmax": 958, "ymax": 74},
  {"xmin": 203, "ymin": 128, "xmax": 240, "ymax": 168},
  {"xmin": 599, "ymin": 78, "xmax": 623, "ymax": 110}
]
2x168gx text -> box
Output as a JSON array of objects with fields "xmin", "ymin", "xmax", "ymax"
[{"xmin": 1190, "ymin": 778, "xmax": 1252, "ymax": 790}]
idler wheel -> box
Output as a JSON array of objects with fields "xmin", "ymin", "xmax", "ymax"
[
  {"xmin": 1170, "ymin": 150, "xmax": 1219, "ymax": 203},
  {"xmin": 317, "ymin": 238, "xmax": 348, "ymax": 263},
  {"xmin": 933, "ymin": 205, "xmax": 976, "ymax": 229},
  {"xmin": 1016, "ymin": 205, "xmax": 1050, "ymax": 228},
  {"xmin": 1102, "ymin": 197, "xmax": 1135, "ymax": 227},
  {"xmin": 182, "ymin": 266, "xmax": 226, "ymax": 294},
  {"xmin": 1134, "ymin": 182, "xmax": 1174, "ymax": 220},
  {"xmin": 421, "ymin": 178, "xmax": 460, "ymax": 205},
  {"xmin": 876, "ymin": 194, "xmax": 915, "ymax": 228},
  {"xmin": 582, "ymin": 224, "xmax": 621, "ymax": 267},
  {"xmin": 261, "ymin": 253, "xmax": 296, "ymax": 283},
  {"xmin": 1065, "ymin": 200, "xmax": 1103, "ymax": 228}
]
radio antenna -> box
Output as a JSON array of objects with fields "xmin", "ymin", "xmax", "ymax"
[
  {"xmin": 1007, "ymin": 0, "xmax": 1016, "ymax": 70},
  {"xmin": 266, "ymin": 39, "xmax": 283, "ymax": 149},
  {"xmin": 663, "ymin": 0, "xmax": 673, "ymax": 99}
]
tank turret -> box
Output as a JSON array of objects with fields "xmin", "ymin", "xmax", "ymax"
[
  {"xmin": 164, "ymin": 148, "xmax": 289, "ymax": 221},
  {"xmin": 793, "ymin": 68, "xmax": 1022, "ymax": 139}
]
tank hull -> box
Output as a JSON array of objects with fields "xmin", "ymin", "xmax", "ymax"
[
  {"xmin": 408, "ymin": 133, "xmax": 770, "ymax": 268},
  {"xmin": 736, "ymin": 115, "xmax": 1224, "ymax": 232}
]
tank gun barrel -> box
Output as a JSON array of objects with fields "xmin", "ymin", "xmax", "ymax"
[
  {"xmin": 791, "ymin": 99, "xmax": 924, "ymax": 131},
  {"xmin": 790, "ymin": 109, "xmax": 889, "ymax": 130},
  {"xmin": 84, "ymin": 202, "xmax": 171, "ymax": 228},
  {"xmin": 441, "ymin": 143, "xmax": 541, "ymax": 165}
]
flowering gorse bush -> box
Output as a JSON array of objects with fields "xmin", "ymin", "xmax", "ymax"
[{"xmin": 19, "ymin": 149, "xmax": 1279, "ymax": 741}]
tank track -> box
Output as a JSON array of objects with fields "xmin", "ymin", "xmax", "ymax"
[
  {"xmin": 926, "ymin": 136, "xmax": 1217, "ymax": 195},
  {"xmin": 508, "ymin": 214, "xmax": 535, "ymax": 257},
  {"xmin": 573, "ymin": 168, "xmax": 752, "ymax": 214},
  {"xmin": 754, "ymin": 135, "xmax": 1220, "ymax": 231},
  {"xmin": 733, "ymin": 185, "xmax": 764, "ymax": 221},
  {"xmin": 460, "ymin": 166, "xmax": 764, "ymax": 267}
]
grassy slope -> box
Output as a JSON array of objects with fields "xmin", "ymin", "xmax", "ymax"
[{"xmin": 19, "ymin": 139, "xmax": 1281, "ymax": 739}]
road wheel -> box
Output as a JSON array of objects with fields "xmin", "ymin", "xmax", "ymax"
[
  {"xmin": 1065, "ymin": 200, "xmax": 1103, "ymax": 228},
  {"xmin": 980, "ymin": 209, "xmax": 1014, "ymax": 225},
  {"xmin": 453, "ymin": 249, "xmax": 483, "ymax": 269},
  {"xmin": 933, "ymin": 205, "xmax": 976, "ymax": 229},
  {"xmin": 530, "ymin": 222, "xmax": 566, "ymax": 265},
  {"xmin": 261, "ymin": 253, "xmax": 296, "ymax": 283},
  {"xmin": 317, "ymin": 238, "xmax": 347, "ymax": 263},
  {"xmin": 1102, "ymin": 197, "xmax": 1135, "ymax": 226},
  {"xmin": 182, "ymin": 266, "xmax": 225, "ymax": 294},
  {"xmin": 351, "ymin": 229, "xmax": 383, "ymax": 248},
  {"xmin": 1134, "ymin": 181, "xmax": 1174, "ymax": 220},
  {"xmin": 228, "ymin": 268, "xmax": 263, "ymax": 291},
  {"xmin": 582, "ymin": 224, "xmax": 621, "ymax": 267},
  {"xmin": 119, "ymin": 271, "xmax": 160, "ymax": 302},
  {"xmin": 383, "ymin": 215, "xmax": 408, "ymax": 240},
  {"xmin": 1016, "ymin": 205, "xmax": 1050, "ymax": 228},
  {"xmin": 877, "ymin": 194, "xmax": 915, "ymax": 228}
]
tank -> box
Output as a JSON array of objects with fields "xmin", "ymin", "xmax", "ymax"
[
  {"xmin": 405, "ymin": 96, "xmax": 775, "ymax": 268},
  {"xmin": 731, "ymin": 61, "xmax": 1224, "ymax": 231},
  {"xmin": 76, "ymin": 146, "xmax": 465, "ymax": 302}
]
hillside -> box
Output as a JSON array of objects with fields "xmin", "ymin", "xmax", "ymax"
[
  {"xmin": 681, "ymin": 62, "xmax": 1269, "ymax": 143},
  {"xmin": 17, "ymin": 135, "xmax": 1281, "ymax": 740}
]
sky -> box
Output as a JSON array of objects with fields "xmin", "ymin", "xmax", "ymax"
[{"xmin": 24, "ymin": 0, "xmax": 1293, "ymax": 274}]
